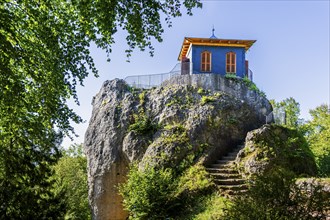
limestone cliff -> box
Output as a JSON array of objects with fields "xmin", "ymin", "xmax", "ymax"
[
  {"xmin": 236, "ymin": 124, "xmax": 317, "ymax": 177},
  {"xmin": 84, "ymin": 76, "xmax": 272, "ymax": 220}
]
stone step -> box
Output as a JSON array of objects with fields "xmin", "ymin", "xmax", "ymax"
[
  {"xmin": 211, "ymin": 164, "xmax": 235, "ymax": 169},
  {"xmin": 214, "ymin": 178, "xmax": 245, "ymax": 185},
  {"xmin": 216, "ymin": 159, "xmax": 234, "ymax": 164},
  {"xmin": 221, "ymin": 189, "xmax": 248, "ymax": 196},
  {"xmin": 221, "ymin": 155, "xmax": 236, "ymax": 160},
  {"xmin": 230, "ymin": 147, "xmax": 242, "ymax": 153},
  {"xmin": 210, "ymin": 163, "xmax": 237, "ymax": 169},
  {"xmin": 205, "ymin": 144, "xmax": 248, "ymax": 197},
  {"xmin": 218, "ymin": 184, "xmax": 248, "ymax": 191},
  {"xmin": 209, "ymin": 173, "xmax": 242, "ymax": 179},
  {"xmin": 214, "ymin": 160, "xmax": 234, "ymax": 166},
  {"xmin": 227, "ymin": 151, "xmax": 241, "ymax": 157},
  {"xmin": 230, "ymin": 146, "xmax": 243, "ymax": 152},
  {"xmin": 206, "ymin": 168, "xmax": 238, "ymax": 174}
]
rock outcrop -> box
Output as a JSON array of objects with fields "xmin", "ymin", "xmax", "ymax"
[
  {"xmin": 84, "ymin": 76, "xmax": 272, "ymax": 220},
  {"xmin": 236, "ymin": 124, "xmax": 317, "ymax": 178}
]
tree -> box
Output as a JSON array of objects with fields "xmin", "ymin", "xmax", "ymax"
[
  {"xmin": 304, "ymin": 105, "xmax": 330, "ymax": 176},
  {"xmin": 0, "ymin": 0, "xmax": 201, "ymax": 217},
  {"xmin": 53, "ymin": 144, "xmax": 90, "ymax": 219},
  {"xmin": 270, "ymin": 97, "xmax": 301, "ymax": 128}
]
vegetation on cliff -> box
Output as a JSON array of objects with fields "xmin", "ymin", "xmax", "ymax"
[
  {"xmin": 119, "ymin": 164, "xmax": 214, "ymax": 219},
  {"xmin": 119, "ymin": 123, "xmax": 329, "ymax": 219},
  {"xmin": 236, "ymin": 124, "xmax": 317, "ymax": 177},
  {"xmin": 84, "ymin": 78, "xmax": 271, "ymax": 219},
  {"xmin": 228, "ymin": 124, "xmax": 328, "ymax": 219},
  {"xmin": 225, "ymin": 168, "xmax": 329, "ymax": 220},
  {"xmin": 81, "ymin": 78, "xmax": 330, "ymax": 219}
]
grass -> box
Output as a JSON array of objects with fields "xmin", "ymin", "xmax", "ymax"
[
  {"xmin": 177, "ymin": 193, "xmax": 229, "ymax": 220},
  {"xmin": 193, "ymin": 194, "xmax": 228, "ymax": 220}
]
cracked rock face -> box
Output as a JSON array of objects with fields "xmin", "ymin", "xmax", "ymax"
[{"xmin": 84, "ymin": 77, "xmax": 272, "ymax": 220}]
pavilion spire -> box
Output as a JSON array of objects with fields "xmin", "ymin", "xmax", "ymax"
[{"xmin": 210, "ymin": 25, "xmax": 217, "ymax": 39}]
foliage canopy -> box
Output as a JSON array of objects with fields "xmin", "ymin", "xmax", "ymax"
[
  {"xmin": 304, "ymin": 105, "xmax": 330, "ymax": 176},
  {"xmin": 0, "ymin": 0, "xmax": 201, "ymax": 217},
  {"xmin": 53, "ymin": 144, "xmax": 90, "ymax": 219},
  {"xmin": 270, "ymin": 97, "xmax": 301, "ymax": 128}
]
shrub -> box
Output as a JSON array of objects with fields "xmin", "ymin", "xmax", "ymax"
[
  {"xmin": 120, "ymin": 164, "xmax": 216, "ymax": 219},
  {"xmin": 200, "ymin": 96, "xmax": 215, "ymax": 105},
  {"xmin": 242, "ymin": 76, "xmax": 266, "ymax": 97},
  {"xmin": 197, "ymin": 88, "xmax": 206, "ymax": 95},
  {"xmin": 225, "ymin": 73, "xmax": 238, "ymax": 79},
  {"xmin": 224, "ymin": 168, "xmax": 328, "ymax": 220},
  {"xmin": 304, "ymin": 105, "xmax": 330, "ymax": 177},
  {"xmin": 119, "ymin": 165, "xmax": 178, "ymax": 219},
  {"xmin": 176, "ymin": 164, "xmax": 214, "ymax": 195},
  {"xmin": 243, "ymin": 76, "xmax": 257, "ymax": 91},
  {"xmin": 53, "ymin": 144, "xmax": 90, "ymax": 220},
  {"xmin": 129, "ymin": 114, "xmax": 159, "ymax": 135},
  {"xmin": 161, "ymin": 123, "xmax": 189, "ymax": 146},
  {"xmin": 138, "ymin": 91, "xmax": 146, "ymax": 105}
]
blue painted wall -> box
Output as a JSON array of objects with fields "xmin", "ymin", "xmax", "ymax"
[{"xmin": 191, "ymin": 46, "xmax": 246, "ymax": 78}]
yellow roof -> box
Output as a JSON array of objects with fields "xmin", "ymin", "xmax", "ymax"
[{"xmin": 178, "ymin": 37, "xmax": 256, "ymax": 61}]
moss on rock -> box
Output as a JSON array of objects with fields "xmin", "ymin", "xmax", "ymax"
[{"xmin": 237, "ymin": 124, "xmax": 317, "ymax": 178}]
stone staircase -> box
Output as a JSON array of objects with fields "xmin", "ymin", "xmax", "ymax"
[{"xmin": 206, "ymin": 145, "xmax": 247, "ymax": 196}]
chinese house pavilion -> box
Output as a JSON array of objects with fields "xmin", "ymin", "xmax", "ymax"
[{"xmin": 178, "ymin": 30, "xmax": 256, "ymax": 79}]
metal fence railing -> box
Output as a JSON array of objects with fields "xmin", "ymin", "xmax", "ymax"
[
  {"xmin": 124, "ymin": 63, "xmax": 253, "ymax": 89},
  {"xmin": 247, "ymin": 69, "xmax": 253, "ymax": 81},
  {"xmin": 124, "ymin": 71, "xmax": 180, "ymax": 89},
  {"xmin": 124, "ymin": 63, "xmax": 182, "ymax": 89}
]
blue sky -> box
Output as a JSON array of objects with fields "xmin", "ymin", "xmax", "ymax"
[{"xmin": 63, "ymin": 0, "xmax": 330, "ymax": 147}]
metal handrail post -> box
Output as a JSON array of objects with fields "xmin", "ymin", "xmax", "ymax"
[{"xmin": 149, "ymin": 75, "xmax": 151, "ymax": 89}]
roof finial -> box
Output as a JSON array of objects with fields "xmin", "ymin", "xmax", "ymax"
[{"xmin": 210, "ymin": 25, "xmax": 217, "ymax": 39}]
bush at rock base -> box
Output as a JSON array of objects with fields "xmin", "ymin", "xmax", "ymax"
[
  {"xmin": 119, "ymin": 164, "xmax": 214, "ymax": 219},
  {"xmin": 224, "ymin": 168, "xmax": 329, "ymax": 220}
]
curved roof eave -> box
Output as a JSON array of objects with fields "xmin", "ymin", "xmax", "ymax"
[{"xmin": 178, "ymin": 37, "xmax": 256, "ymax": 61}]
